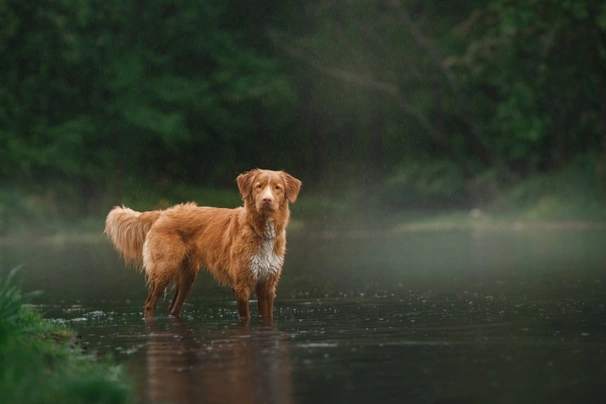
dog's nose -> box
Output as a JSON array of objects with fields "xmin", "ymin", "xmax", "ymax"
[{"xmin": 263, "ymin": 197, "xmax": 273, "ymax": 204}]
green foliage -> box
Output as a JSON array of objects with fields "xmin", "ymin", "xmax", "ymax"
[
  {"xmin": 382, "ymin": 160, "xmax": 467, "ymax": 208},
  {"xmin": 1, "ymin": 0, "xmax": 605, "ymax": 229},
  {"xmin": 0, "ymin": 0, "xmax": 297, "ymax": 214},
  {"xmin": 491, "ymin": 156, "xmax": 606, "ymax": 220},
  {"xmin": 0, "ymin": 267, "xmax": 41, "ymax": 337},
  {"xmin": 452, "ymin": 0, "xmax": 606, "ymax": 171},
  {"xmin": 0, "ymin": 268, "xmax": 132, "ymax": 404},
  {"xmin": 119, "ymin": 183, "xmax": 242, "ymax": 211}
]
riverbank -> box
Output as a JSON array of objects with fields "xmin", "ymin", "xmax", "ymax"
[
  {"xmin": 0, "ymin": 269, "xmax": 132, "ymax": 404},
  {"xmin": 1, "ymin": 168, "xmax": 605, "ymax": 243},
  {"xmin": 1, "ymin": 212, "xmax": 605, "ymax": 247}
]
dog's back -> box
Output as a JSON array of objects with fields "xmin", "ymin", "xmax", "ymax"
[{"xmin": 105, "ymin": 206, "xmax": 161, "ymax": 268}]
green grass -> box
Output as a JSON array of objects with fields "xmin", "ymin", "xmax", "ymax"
[
  {"xmin": 0, "ymin": 268, "xmax": 132, "ymax": 404},
  {"xmin": 489, "ymin": 161, "xmax": 606, "ymax": 222},
  {"xmin": 2, "ymin": 159, "xmax": 605, "ymax": 240}
]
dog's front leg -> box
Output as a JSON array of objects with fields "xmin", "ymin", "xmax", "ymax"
[
  {"xmin": 256, "ymin": 282, "xmax": 276, "ymax": 319},
  {"xmin": 237, "ymin": 298, "xmax": 250, "ymax": 318},
  {"xmin": 233, "ymin": 286, "xmax": 251, "ymax": 318}
]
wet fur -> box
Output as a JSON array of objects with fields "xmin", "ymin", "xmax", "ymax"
[{"xmin": 104, "ymin": 169, "xmax": 301, "ymax": 319}]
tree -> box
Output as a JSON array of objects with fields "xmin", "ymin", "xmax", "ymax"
[
  {"xmin": 270, "ymin": 0, "xmax": 606, "ymax": 197},
  {"xmin": 0, "ymin": 0, "xmax": 297, "ymax": 214},
  {"xmin": 447, "ymin": 0, "xmax": 606, "ymax": 172},
  {"xmin": 270, "ymin": 0, "xmax": 514, "ymax": 181}
]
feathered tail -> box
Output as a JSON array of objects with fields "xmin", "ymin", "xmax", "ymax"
[{"xmin": 104, "ymin": 206, "xmax": 161, "ymax": 268}]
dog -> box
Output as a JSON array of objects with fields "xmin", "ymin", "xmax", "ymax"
[{"xmin": 104, "ymin": 169, "xmax": 301, "ymax": 320}]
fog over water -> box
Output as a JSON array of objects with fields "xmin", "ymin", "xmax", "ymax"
[{"xmin": 2, "ymin": 227, "xmax": 605, "ymax": 403}]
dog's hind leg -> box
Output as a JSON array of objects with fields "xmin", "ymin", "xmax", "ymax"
[
  {"xmin": 142, "ymin": 232, "xmax": 187, "ymax": 319},
  {"xmin": 168, "ymin": 263, "xmax": 197, "ymax": 317},
  {"xmin": 144, "ymin": 277, "xmax": 171, "ymax": 319},
  {"xmin": 168, "ymin": 285, "xmax": 179, "ymax": 315}
]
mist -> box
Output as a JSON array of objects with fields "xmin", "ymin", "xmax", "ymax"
[{"xmin": 1, "ymin": 1, "xmax": 606, "ymax": 403}]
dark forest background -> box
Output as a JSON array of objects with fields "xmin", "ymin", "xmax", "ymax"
[{"xmin": 1, "ymin": 0, "xmax": 606, "ymax": 233}]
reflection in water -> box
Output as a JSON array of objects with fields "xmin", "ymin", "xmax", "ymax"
[
  {"xmin": 144, "ymin": 320, "xmax": 293, "ymax": 404},
  {"xmin": 3, "ymin": 230, "xmax": 606, "ymax": 403}
]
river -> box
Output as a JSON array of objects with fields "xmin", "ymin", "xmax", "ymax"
[{"xmin": 2, "ymin": 227, "xmax": 605, "ymax": 403}]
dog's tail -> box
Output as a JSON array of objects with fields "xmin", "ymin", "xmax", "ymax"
[{"xmin": 104, "ymin": 206, "xmax": 161, "ymax": 268}]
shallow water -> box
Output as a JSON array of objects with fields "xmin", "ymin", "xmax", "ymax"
[{"xmin": 2, "ymin": 228, "xmax": 606, "ymax": 403}]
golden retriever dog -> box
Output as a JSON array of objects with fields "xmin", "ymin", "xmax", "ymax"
[{"xmin": 104, "ymin": 169, "xmax": 301, "ymax": 320}]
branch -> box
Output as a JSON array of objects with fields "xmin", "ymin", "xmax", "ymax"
[
  {"xmin": 396, "ymin": 6, "xmax": 514, "ymax": 181},
  {"xmin": 396, "ymin": 6, "xmax": 458, "ymax": 91},
  {"xmin": 269, "ymin": 29, "xmax": 476, "ymax": 176}
]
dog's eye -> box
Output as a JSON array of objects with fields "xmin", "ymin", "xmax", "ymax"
[
  {"xmin": 255, "ymin": 183, "xmax": 263, "ymax": 189},
  {"xmin": 274, "ymin": 185, "xmax": 282, "ymax": 190}
]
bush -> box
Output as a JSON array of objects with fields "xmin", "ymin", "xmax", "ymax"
[
  {"xmin": 381, "ymin": 160, "xmax": 468, "ymax": 209},
  {"xmin": 490, "ymin": 157, "xmax": 606, "ymax": 220},
  {"xmin": 0, "ymin": 268, "xmax": 132, "ymax": 404}
]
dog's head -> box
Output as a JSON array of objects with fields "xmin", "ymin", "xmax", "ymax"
[{"xmin": 237, "ymin": 169, "xmax": 301, "ymax": 213}]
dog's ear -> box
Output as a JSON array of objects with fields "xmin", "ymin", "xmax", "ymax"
[
  {"xmin": 281, "ymin": 172, "xmax": 302, "ymax": 203},
  {"xmin": 237, "ymin": 170, "xmax": 257, "ymax": 200}
]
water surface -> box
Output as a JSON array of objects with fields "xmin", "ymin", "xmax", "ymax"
[{"xmin": 2, "ymin": 228, "xmax": 605, "ymax": 403}]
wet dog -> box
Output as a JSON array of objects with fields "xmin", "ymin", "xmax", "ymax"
[{"xmin": 104, "ymin": 169, "xmax": 301, "ymax": 319}]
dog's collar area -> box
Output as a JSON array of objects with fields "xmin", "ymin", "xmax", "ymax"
[
  {"xmin": 248, "ymin": 217, "xmax": 278, "ymax": 241},
  {"xmin": 263, "ymin": 219, "xmax": 277, "ymax": 240}
]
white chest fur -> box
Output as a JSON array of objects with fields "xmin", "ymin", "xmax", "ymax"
[{"xmin": 250, "ymin": 219, "xmax": 283, "ymax": 281}]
